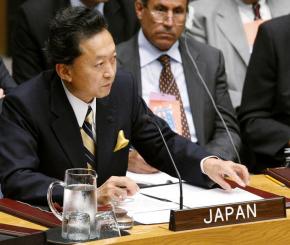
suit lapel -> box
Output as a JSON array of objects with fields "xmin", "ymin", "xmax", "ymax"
[
  {"xmin": 50, "ymin": 75, "xmax": 85, "ymax": 168},
  {"xmin": 179, "ymin": 36, "xmax": 206, "ymax": 145},
  {"xmin": 95, "ymin": 94, "xmax": 117, "ymax": 174},
  {"xmin": 117, "ymin": 35, "xmax": 142, "ymax": 95},
  {"xmin": 216, "ymin": 0, "xmax": 250, "ymax": 65}
]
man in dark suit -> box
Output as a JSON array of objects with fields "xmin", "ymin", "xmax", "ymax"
[
  {"xmin": 0, "ymin": 7, "xmax": 248, "ymax": 205},
  {"xmin": 117, "ymin": 0, "xmax": 241, "ymax": 173},
  {"xmin": 0, "ymin": 58, "xmax": 17, "ymax": 113},
  {"xmin": 12, "ymin": 0, "xmax": 140, "ymax": 84},
  {"xmin": 239, "ymin": 15, "xmax": 290, "ymax": 173}
]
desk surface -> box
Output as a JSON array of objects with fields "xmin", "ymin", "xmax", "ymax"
[{"xmin": 1, "ymin": 174, "xmax": 290, "ymax": 245}]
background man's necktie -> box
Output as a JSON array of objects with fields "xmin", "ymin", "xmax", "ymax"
[
  {"xmin": 80, "ymin": 106, "xmax": 96, "ymax": 169},
  {"xmin": 158, "ymin": 54, "xmax": 191, "ymax": 139},
  {"xmin": 252, "ymin": 2, "xmax": 262, "ymax": 20}
]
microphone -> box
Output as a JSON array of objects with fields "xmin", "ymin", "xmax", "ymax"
[
  {"xmin": 184, "ymin": 30, "xmax": 241, "ymax": 163},
  {"xmin": 143, "ymin": 114, "xmax": 183, "ymax": 210}
]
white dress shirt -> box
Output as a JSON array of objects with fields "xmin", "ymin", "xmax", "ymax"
[
  {"xmin": 235, "ymin": 0, "xmax": 271, "ymax": 24},
  {"xmin": 62, "ymin": 81, "xmax": 97, "ymax": 141},
  {"xmin": 138, "ymin": 30, "xmax": 198, "ymax": 143}
]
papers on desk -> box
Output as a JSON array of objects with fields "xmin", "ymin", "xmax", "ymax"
[
  {"xmin": 125, "ymin": 183, "xmax": 263, "ymax": 225},
  {"xmin": 126, "ymin": 171, "xmax": 179, "ymax": 186}
]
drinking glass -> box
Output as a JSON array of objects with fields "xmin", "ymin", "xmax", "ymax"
[{"xmin": 96, "ymin": 210, "xmax": 121, "ymax": 239}]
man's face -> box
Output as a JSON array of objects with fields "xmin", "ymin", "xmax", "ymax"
[
  {"xmin": 64, "ymin": 29, "xmax": 116, "ymax": 103},
  {"xmin": 136, "ymin": 0, "xmax": 187, "ymax": 51}
]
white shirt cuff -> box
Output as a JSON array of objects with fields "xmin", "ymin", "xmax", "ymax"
[{"xmin": 200, "ymin": 156, "xmax": 219, "ymax": 174}]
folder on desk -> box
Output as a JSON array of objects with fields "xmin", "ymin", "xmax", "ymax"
[
  {"xmin": 0, "ymin": 199, "xmax": 61, "ymax": 228},
  {"xmin": 265, "ymin": 167, "xmax": 290, "ymax": 187}
]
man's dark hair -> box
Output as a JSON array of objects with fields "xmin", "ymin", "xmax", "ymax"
[{"xmin": 46, "ymin": 6, "xmax": 108, "ymax": 66}]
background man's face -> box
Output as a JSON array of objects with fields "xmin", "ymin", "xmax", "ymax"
[{"xmin": 136, "ymin": 0, "xmax": 187, "ymax": 51}]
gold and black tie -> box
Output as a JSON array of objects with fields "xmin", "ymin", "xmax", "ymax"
[{"xmin": 80, "ymin": 106, "xmax": 96, "ymax": 169}]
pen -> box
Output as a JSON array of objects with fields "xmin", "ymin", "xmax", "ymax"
[
  {"xmin": 264, "ymin": 174, "xmax": 286, "ymax": 187},
  {"xmin": 141, "ymin": 193, "xmax": 172, "ymax": 202}
]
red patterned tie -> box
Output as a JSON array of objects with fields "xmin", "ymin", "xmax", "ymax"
[
  {"xmin": 252, "ymin": 3, "xmax": 261, "ymax": 20},
  {"xmin": 158, "ymin": 55, "xmax": 191, "ymax": 139}
]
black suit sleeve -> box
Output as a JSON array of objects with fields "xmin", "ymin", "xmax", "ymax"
[
  {"xmin": 127, "ymin": 73, "xmax": 212, "ymax": 188},
  {"xmin": 239, "ymin": 23, "xmax": 290, "ymax": 159},
  {"xmin": 204, "ymin": 50, "xmax": 241, "ymax": 161},
  {"xmin": 11, "ymin": 7, "xmax": 47, "ymax": 84},
  {"xmin": 0, "ymin": 95, "xmax": 62, "ymax": 205}
]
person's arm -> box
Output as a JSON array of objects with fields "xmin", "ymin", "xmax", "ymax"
[
  {"xmin": 239, "ymin": 23, "xmax": 290, "ymax": 159},
  {"xmin": 204, "ymin": 50, "xmax": 241, "ymax": 161},
  {"xmin": 12, "ymin": 8, "xmax": 46, "ymax": 84}
]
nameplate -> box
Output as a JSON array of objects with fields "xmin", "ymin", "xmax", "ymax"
[{"xmin": 169, "ymin": 197, "xmax": 286, "ymax": 231}]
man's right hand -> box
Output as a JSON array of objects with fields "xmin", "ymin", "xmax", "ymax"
[
  {"xmin": 97, "ymin": 176, "xmax": 139, "ymax": 205},
  {"xmin": 128, "ymin": 150, "xmax": 159, "ymax": 174}
]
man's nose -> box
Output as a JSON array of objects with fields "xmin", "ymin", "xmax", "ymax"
[{"xmin": 163, "ymin": 12, "xmax": 174, "ymax": 27}]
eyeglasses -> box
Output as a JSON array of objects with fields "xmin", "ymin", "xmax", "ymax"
[{"xmin": 149, "ymin": 10, "xmax": 186, "ymax": 26}]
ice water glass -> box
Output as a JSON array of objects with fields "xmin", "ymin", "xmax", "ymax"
[
  {"xmin": 67, "ymin": 212, "xmax": 90, "ymax": 241},
  {"xmin": 96, "ymin": 211, "xmax": 121, "ymax": 239}
]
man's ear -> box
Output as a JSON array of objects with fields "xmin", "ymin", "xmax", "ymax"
[
  {"xmin": 135, "ymin": 0, "xmax": 145, "ymax": 21},
  {"xmin": 55, "ymin": 64, "xmax": 72, "ymax": 82}
]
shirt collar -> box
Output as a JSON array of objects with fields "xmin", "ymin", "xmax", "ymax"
[
  {"xmin": 62, "ymin": 80, "xmax": 96, "ymax": 128},
  {"xmin": 138, "ymin": 29, "xmax": 182, "ymax": 68}
]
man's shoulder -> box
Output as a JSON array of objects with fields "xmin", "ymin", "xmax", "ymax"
[
  {"xmin": 117, "ymin": 36, "xmax": 138, "ymax": 55},
  {"xmin": 7, "ymin": 70, "xmax": 56, "ymax": 103},
  {"xmin": 189, "ymin": 0, "xmax": 227, "ymax": 16},
  {"xmin": 260, "ymin": 14, "xmax": 290, "ymax": 32},
  {"xmin": 21, "ymin": 0, "xmax": 69, "ymax": 16}
]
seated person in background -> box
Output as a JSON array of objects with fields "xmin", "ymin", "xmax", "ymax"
[
  {"xmin": 239, "ymin": 15, "xmax": 290, "ymax": 173},
  {"xmin": 12, "ymin": 0, "xmax": 140, "ymax": 84},
  {"xmin": 186, "ymin": 0, "xmax": 290, "ymax": 108},
  {"xmin": 117, "ymin": 0, "xmax": 241, "ymax": 174},
  {"xmin": 0, "ymin": 58, "xmax": 17, "ymax": 113},
  {"xmin": 0, "ymin": 6, "xmax": 249, "ymax": 205}
]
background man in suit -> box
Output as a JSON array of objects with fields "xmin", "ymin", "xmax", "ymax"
[
  {"xmin": 0, "ymin": 6, "xmax": 249, "ymax": 205},
  {"xmin": 239, "ymin": 15, "xmax": 290, "ymax": 173},
  {"xmin": 187, "ymin": 0, "xmax": 290, "ymax": 108},
  {"xmin": 12, "ymin": 0, "xmax": 140, "ymax": 84},
  {"xmin": 117, "ymin": 0, "xmax": 241, "ymax": 173},
  {"xmin": 0, "ymin": 58, "xmax": 17, "ymax": 113}
]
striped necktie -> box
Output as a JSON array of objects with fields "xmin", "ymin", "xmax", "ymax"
[
  {"xmin": 252, "ymin": 3, "xmax": 262, "ymax": 20},
  {"xmin": 158, "ymin": 55, "xmax": 191, "ymax": 139},
  {"xmin": 80, "ymin": 106, "xmax": 96, "ymax": 169}
]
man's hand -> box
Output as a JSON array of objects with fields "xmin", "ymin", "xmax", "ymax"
[
  {"xmin": 203, "ymin": 158, "xmax": 250, "ymax": 191},
  {"xmin": 0, "ymin": 88, "xmax": 5, "ymax": 99},
  {"xmin": 97, "ymin": 176, "xmax": 139, "ymax": 205},
  {"xmin": 128, "ymin": 150, "xmax": 159, "ymax": 174}
]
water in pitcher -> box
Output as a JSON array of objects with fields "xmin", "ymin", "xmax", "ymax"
[{"xmin": 62, "ymin": 184, "xmax": 98, "ymax": 239}]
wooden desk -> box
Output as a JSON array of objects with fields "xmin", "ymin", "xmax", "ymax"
[{"xmin": 1, "ymin": 175, "xmax": 290, "ymax": 244}]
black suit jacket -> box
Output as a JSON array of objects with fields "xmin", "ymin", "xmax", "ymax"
[
  {"xmin": 12, "ymin": 0, "xmax": 139, "ymax": 84},
  {"xmin": 0, "ymin": 69, "xmax": 212, "ymax": 205},
  {"xmin": 239, "ymin": 15, "xmax": 290, "ymax": 172},
  {"xmin": 0, "ymin": 58, "xmax": 17, "ymax": 112},
  {"xmin": 117, "ymin": 33, "xmax": 241, "ymax": 161}
]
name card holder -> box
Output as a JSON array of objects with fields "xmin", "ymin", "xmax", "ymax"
[{"xmin": 169, "ymin": 197, "xmax": 286, "ymax": 231}]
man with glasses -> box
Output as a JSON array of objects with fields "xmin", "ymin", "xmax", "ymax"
[{"xmin": 117, "ymin": 0, "xmax": 241, "ymax": 173}]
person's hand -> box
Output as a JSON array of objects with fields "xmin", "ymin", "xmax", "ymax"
[
  {"xmin": 128, "ymin": 150, "xmax": 159, "ymax": 174},
  {"xmin": 203, "ymin": 158, "xmax": 250, "ymax": 191},
  {"xmin": 97, "ymin": 176, "xmax": 139, "ymax": 205},
  {"xmin": 0, "ymin": 88, "xmax": 5, "ymax": 99}
]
